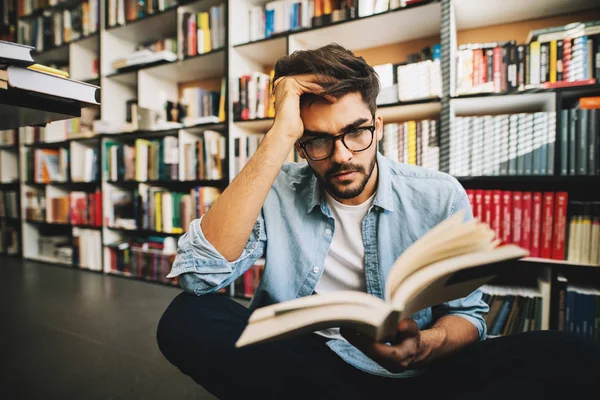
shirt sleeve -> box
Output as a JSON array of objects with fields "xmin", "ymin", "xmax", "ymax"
[
  {"xmin": 431, "ymin": 182, "xmax": 490, "ymax": 340},
  {"xmin": 166, "ymin": 209, "xmax": 267, "ymax": 296}
]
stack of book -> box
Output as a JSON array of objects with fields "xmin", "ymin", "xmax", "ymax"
[
  {"xmin": 234, "ymin": 260, "xmax": 265, "ymax": 299},
  {"xmin": 556, "ymin": 282, "xmax": 600, "ymax": 345},
  {"xmin": 450, "ymin": 112, "xmax": 556, "ymax": 177},
  {"xmin": 0, "ymin": 191, "xmax": 19, "ymax": 218},
  {"xmin": 111, "ymin": 39, "xmax": 178, "ymax": 71},
  {"xmin": 180, "ymin": 4, "xmax": 225, "ymax": 58},
  {"xmin": 482, "ymin": 289, "xmax": 543, "ymax": 337},
  {"xmin": 233, "ymin": 71, "xmax": 275, "ymax": 121},
  {"xmin": 456, "ymin": 20, "xmax": 600, "ymax": 95},
  {"xmin": 105, "ymin": 186, "xmax": 221, "ymax": 233},
  {"xmin": 380, "ymin": 120, "xmax": 439, "ymax": 170},
  {"xmin": 17, "ymin": 0, "xmax": 100, "ymax": 51},
  {"xmin": 105, "ymin": 237, "xmax": 178, "ymax": 284},
  {"xmin": 106, "ymin": 0, "xmax": 178, "ymax": 27},
  {"xmin": 560, "ymin": 97, "xmax": 600, "ymax": 176}
]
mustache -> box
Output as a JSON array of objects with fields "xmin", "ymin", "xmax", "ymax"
[{"xmin": 325, "ymin": 163, "xmax": 364, "ymax": 179}]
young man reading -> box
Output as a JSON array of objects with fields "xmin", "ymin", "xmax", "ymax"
[{"xmin": 157, "ymin": 44, "xmax": 600, "ymax": 399}]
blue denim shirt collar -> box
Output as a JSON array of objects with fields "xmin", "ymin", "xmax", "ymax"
[{"xmin": 306, "ymin": 152, "xmax": 395, "ymax": 214}]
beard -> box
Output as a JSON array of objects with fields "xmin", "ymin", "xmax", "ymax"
[{"xmin": 314, "ymin": 153, "xmax": 377, "ymax": 200}]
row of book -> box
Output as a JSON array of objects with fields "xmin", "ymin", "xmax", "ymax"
[
  {"xmin": 0, "ymin": 191, "xmax": 19, "ymax": 218},
  {"xmin": 181, "ymin": 85, "xmax": 221, "ymax": 124},
  {"xmin": 26, "ymin": 148, "xmax": 70, "ymax": 183},
  {"xmin": 560, "ymin": 98, "xmax": 600, "ymax": 176},
  {"xmin": 380, "ymin": 120, "xmax": 439, "ymax": 170},
  {"xmin": 557, "ymin": 283, "xmax": 600, "ymax": 345},
  {"xmin": 17, "ymin": 0, "xmax": 99, "ymax": 51},
  {"xmin": 450, "ymin": 112, "xmax": 556, "ymax": 177},
  {"xmin": 234, "ymin": 260, "xmax": 265, "ymax": 299},
  {"xmin": 247, "ymin": 0, "xmax": 423, "ymax": 42},
  {"xmin": 106, "ymin": 186, "xmax": 221, "ymax": 233},
  {"xmin": 1, "ymin": 0, "xmax": 17, "ymax": 42},
  {"xmin": 482, "ymin": 292, "xmax": 543, "ymax": 337},
  {"xmin": 180, "ymin": 4, "xmax": 225, "ymax": 58},
  {"xmin": 456, "ymin": 21, "xmax": 600, "ymax": 95},
  {"xmin": 46, "ymin": 190, "xmax": 102, "ymax": 226},
  {"xmin": 233, "ymin": 72, "xmax": 275, "ymax": 121},
  {"xmin": 72, "ymin": 228, "xmax": 102, "ymax": 270},
  {"xmin": 25, "ymin": 190, "xmax": 46, "ymax": 221},
  {"xmin": 20, "ymin": 109, "xmax": 97, "ymax": 144},
  {"xmin": 232, "ymin": 134, "xmax": 265, "ymax": 177},
  {"xmin": 181, "ymin": 131, "xmax": 226, "ymax": 181},
  {"xmin": 0, "ymin": 129, "xmax": 17, "ymax": 146},
  {"xmin": 106, "ymin": 237, "xmax": 178, "ymax": 284},
  {"xmin": 467, "ymin": 189, "xmax": 600, "ymax": 265},
  {"xmin": 0, "ymin": 224, "xmax": 19, "ymax": 255},
  {"xmin": 107, "ymin": 0, "xmax": 177, "ymax": 28}
]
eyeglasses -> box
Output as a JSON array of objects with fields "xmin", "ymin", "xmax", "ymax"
[{"xmin": 298, "ymin": 122, "xmax": 376, "ymax": 161}]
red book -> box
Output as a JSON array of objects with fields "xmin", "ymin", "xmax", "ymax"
[
  {"xmin": 512, "ymin": 191, "xmax": 523, "ymax": 247},
  {"xmin": 466, "ymin": 189, "xmax": 475, "ymax": 212},
  {"xmin": 491, "ymin": 190, "xmax": 502, "ymax": 241},
  {"xmin": 474, "ymin": 189, "xmax": 484, "ymax": 220},
  {"xmin": 531, "ymin": 192, "xmax": 543, "ymax": 257},
  {"xmin": 88, "ymin": 193, "xmax": 95, "ymax": 226},
  {"xmin": 493, "ymin": 46, "xmax": 502, "ymax": 92},
  {"xmin": 188, "ymin": 15, "xmax": 197, "ymax": 57},
  {"xmin": 551, "ymin": 192, "xmax": 569, "ymax": 260},
  {"xmin": 501, "ymin": 191, "xmax": 512, "ymax": 244},
  {"xmin": 540, "ymin": 192, "xmax": 555, "ymax": 259},
  {"xmin": 522, "ymin": 192, "xmax": 533, "ymax": 251},
  {"xmin": 563, "ymin": 38, "xmax": 571, "ymax": 81},
  {"xmin": 482, "ymin": 190, "xmax": 492, "ymax": 224},
  {"xmin": 95, "ymin": 190, "xmax": 102, "ymax": 228}
]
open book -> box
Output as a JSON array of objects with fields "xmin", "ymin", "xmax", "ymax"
[{"xmin": 236, "ymin": 210, "xmax": 529, "ymax": 347}]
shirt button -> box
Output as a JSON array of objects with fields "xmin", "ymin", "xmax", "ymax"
[
  {"xmin": 313, "ymin": 267, "xmax": 319, "ymax": 273},
  {"xmin": 325, "ymin": 229, "xmax": 332, "ymax": 235}
]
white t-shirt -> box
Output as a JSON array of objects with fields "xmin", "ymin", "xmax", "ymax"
[{"xmin": 314, "ymin": 191, "xmax": 375, "ymax": 340}]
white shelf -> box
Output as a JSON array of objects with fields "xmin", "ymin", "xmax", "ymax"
[
  {"xmin": 378, "ymin": 100, "xmax": 441, "ymax": 122},
  {"xmin": 25, "ymin": 254, "xmax": 72, "ymax": 267},
  {"xmin": 144, "ymin": 49, "xmax": 226, "ymax": 82},
  {"xmin": 105, "ymin": 6, "xmax": 179, "ymax": 44},
  {"xmin": 288, "ymin": 2, "xmax": 440, "ymax": 52},
  {"xmin": 105, "ymin": 70, "xmax": 138, "ymax": 87},
  {"xmin": 454, "ymin": 0, "xmax": 599, "ymax": 30},
  {"xmin": 234, "ymin": 36, "xmax": 287, "ymax": 67},
  {"xmin": 451, "ymin": 92, "xmax": 556, "ymax": 116}
]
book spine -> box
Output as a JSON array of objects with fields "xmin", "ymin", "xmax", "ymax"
[
  {"xmin": 560, "ymin": 109, "xmax": 569, "ymax": 175},
  {"xmin": 531, "ymin": 192, "xmax": 543, "ymax": 257},
  {"xmin": 474, "ymin": 189, "xmax": 483, "ymax": 221},
  {"xmin": 483, "ymin": 190, "xmax": 492, "ymax": 225},
  {"xmin": 493, "ymin": 46, "xmax": 502, "ymax": 92},
  {"xmin": 547, "ymin": 111, "xmax": 556, "ymax": 175},
  {"xmin": 517, "ymin": 44, "xmax": 526, "ymax": 89},
  {"xmin": 569, "ymin": 108, "xmax": 577, "ymax": 175},
  {"xmin": 501, "ymin": 190, "xmax": 512, "ymax": 244},
  {"xmin": 577, "ymin": 109, "xmax": 589, "ymax": 175},
  {"xmin": 512, "ymin": 191, "xmax": 523, "ymax": 247},
  {"xmin": 522, "ymin": 192, "xmax": 533, "ymax": 251},
  {"xmin": 540, "ymin": 192, "xmax": 555, "ymax": 259},
  {"xmin": 492, "ymin": 190, "xmax": 502, "ymax": 240},
  {"xmin": 556, "ymin": 39, "xmax": 564, "ymax": 81},
  {"xmin": 540, "ymin": 42, "xmax": 549, "ymax": 83},
  {"xmin": 552, "ymin": 192, "xmax": 569, "ymax": 260},
  {"xmin": 589, "ymin": 109, "xmax": 598, "ymax": 176}
]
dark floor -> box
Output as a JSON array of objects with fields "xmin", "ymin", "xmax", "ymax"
[{"xmin": 0, "ymin": 257, "xmax": 218, "ymax": 400}]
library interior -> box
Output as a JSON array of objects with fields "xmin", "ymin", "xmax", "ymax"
[{"xmin": 1, "ymin": 0, "xmax": 600, "ymax": 399}]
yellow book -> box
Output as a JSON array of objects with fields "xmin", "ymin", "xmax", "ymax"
[
  {"xmin": 28, "ymin": 64, "xmax": 69, "ymax": 78},
  {"xmin": 549, "ymin": 40, "xmax": 557, "ymax": 83},
  {"xmin": 407, "ymin": 121, "xmax": 416, "ymax": 165},
  {"xmin": 218, "ymin": 77, "xmax": 226, "ymax": 122},
  {"xmin": 155, "ymin": 192, "xmax": 162, "ymax": 232},
  {"xmin": 201, "ymin": 12, "xmax": 211, "ymax": 53},
  {"xmin": 267, "ymin": 69, "xmax": 276, "ymax": 118}
]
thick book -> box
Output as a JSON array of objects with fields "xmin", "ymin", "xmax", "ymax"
[
  {"xmin": 552, "ymin": 192, "xmax": 569, "ymax": 260},
  {"xmin": 540, "ymin": 192, "xmax": 555, "ymax": 259},
  {"xmin": 235, "ymin": 211, "xmax": 529, "ymax": 347},
  {"xmin": 0, "ymin": 40, "xmax": 35, "ymax": 66}
]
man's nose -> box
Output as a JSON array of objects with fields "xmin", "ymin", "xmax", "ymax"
[{"xmin": 330, "ymin": 139, "xmax": 353, "ymax": 165}]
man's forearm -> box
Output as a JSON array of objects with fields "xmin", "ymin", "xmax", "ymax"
[
  {"xmin": 201, "ymin": 129, "xmax": 296, "ymax": 262},
  {"xmin": 413, "ymin": 315, "xmax": 479, "ymax": 367}
]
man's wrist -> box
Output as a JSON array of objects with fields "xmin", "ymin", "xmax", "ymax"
[{"xmin": 414, "ymin": 326, "xmax": 448, "ymax": 367}]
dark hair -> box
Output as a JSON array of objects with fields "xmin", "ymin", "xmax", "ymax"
[{"xmin": 273, "ymin": 43, "xmax": 380, "ymax": 115}]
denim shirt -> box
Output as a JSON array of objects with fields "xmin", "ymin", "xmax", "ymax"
[{"xmin": 167, "ymin": 152, "xmax": 489, "ymax": 378}]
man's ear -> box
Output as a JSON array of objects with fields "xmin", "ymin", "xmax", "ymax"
[
  {"xmin": 375, "ymin": 114, "xmax": 384, "ymax": 142},
  {"xmin": 294, "ymin": 141, "xmax": 307, "ymax": 159}
]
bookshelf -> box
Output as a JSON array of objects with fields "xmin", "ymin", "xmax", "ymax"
[{"xmin": 10, "ymin": 0, "xmax": 600, "ymax": 339}]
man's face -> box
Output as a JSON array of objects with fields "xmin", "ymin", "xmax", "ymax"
[{"xmin": 296, "ymin": 92, "xmax": 383, "ymax": 201}]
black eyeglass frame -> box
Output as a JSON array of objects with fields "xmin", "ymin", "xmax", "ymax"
[{"xmin": 298, "ymin": 121, "xmax": 377, "ymax": 162}]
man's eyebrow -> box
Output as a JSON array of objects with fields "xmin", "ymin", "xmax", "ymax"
[{"xmin": 302, "ymin": 117, "xmax": 372, "ymax": 138}]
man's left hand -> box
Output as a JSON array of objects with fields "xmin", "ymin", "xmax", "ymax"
[{"xmin": 340, "ymin": 319, "xmax": 421, "ymax": 373}]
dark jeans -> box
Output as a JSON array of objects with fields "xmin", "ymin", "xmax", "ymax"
[{"xmin": 157, "ymin": 292, "xmax": 600, "ymax": 400}]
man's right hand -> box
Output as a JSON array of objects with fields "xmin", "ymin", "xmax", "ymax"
[{"xmin": 271, "ymin": 74, "xmax": 337, "ymax": 140}]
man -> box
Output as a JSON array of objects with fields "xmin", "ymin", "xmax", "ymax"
[{"xmin": 157, "ymin": 44, "xmax": 599, "ymax": 399}]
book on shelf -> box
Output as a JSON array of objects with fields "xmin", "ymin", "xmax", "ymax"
[
  {"xmin": 233, "ymin": 71, "xmax": 276, "ymax": 121},
  {"xmin": 110, "ymin": 38, "xmax": 178, "ymax": 71},
  {"xmin": 37, "ymin": 233, "xmax": 72, "ymax": 263},
  {"xmin": 0, "ymin": 129, "xmax": 17, "ymax": 146},
  {"xmin": 555, "ymin": 279, "xmax": 600, "ymax": 345},
  {"xmin": 567, "ymin": 201, "xmax": 600, "ymax": 266},
  {"xmin": 235, "ymin": 259, "xmax": 265, "ymax": 299},
  {"xmin": 0, "ymin": 224, "xmax": 20, "ymax": 255},
  {"xmin": 179, "ymin": 4, "xmax": 225, "ymax": 59},
  {"xmin": 380, "ymin": 119, "xmax": 439, "ymax": 171},
  {"xmin": 1, "ymin": 1, "xmax": 18, "ymax": 42},
  {"xmin": 236, "ymin": 210, "xmax": 529, "ymax": 347},
  {"xmin": 105, "ymin": 185, "xmax": 221, "ymax": 234},
  {"xmin": 106, "ymin": 236, "xmax": 179, "ymax": 285},
  {"xmin": 72, "ymin": 226, "xmax": 101, "ymax": 270},
  {"xmin": 106, "ymin": 0, "xmax": 178, "ymax": 27},
  {"xmin": 450, "ymin": 112, "xmax": 556, "ymax": 177},
  {"xmin": 0, "ymin": 190, "xmax": 19, "ymax": 218},
  {"xmin": 69, "ymin": 190, "xmax": 102, "ymax": 227},
  {"xmin": 181, "ymin": 84, "xmax": 221, "ymax": 126},
  {"xmin": 456, "ymin": 21, "xmax": 600, "ymax": 95},
  {"xmin": 481, "ymin": 287, "xmax": 543, "ymax": 337},
  {"xmin": 560, "ymin": 97, "xmax": 600, "ymax": 176},
  {"xmin": 232, "ymin": 134, "xmax": 266, "ymax": 177},
  {"xmin": 25, "ymin": 189, "xmax": 46, "ymax": 221},
  {"xmin": 17, "ymin": 0, "xmax": 99, "ymax": 51},
  {"xmin": 27, "ymin": 147, "xmax": 69, "ymax": 183}
]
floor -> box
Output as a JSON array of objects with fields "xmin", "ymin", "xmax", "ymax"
[{"xmin": 0, "ymin": 257, "xmax": 218, "ymax": 400}]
